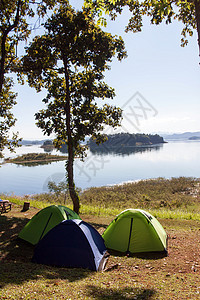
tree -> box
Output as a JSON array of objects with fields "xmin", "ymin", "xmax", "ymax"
[
  {"xmin": 0, "ymin": 0, "xmax": 27, "ymax": 157},
  {"xmin": 84, "ymin": 0, "xmax": 200, "ymax": 57},
  {"xmin": 0, "ymin": 0, "xmax": 64, "ymax": 157},
  {"xmin": 22, "ymin": 3, "xmax": 127, "ymax": 213},
  {"xmin": 48, "ymin": 180, "xmax": 69, "ymax": 204}
]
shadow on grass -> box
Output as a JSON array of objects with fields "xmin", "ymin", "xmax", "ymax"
[
  {"xmin": 0, "ymin": 215, "xmax": 32, "ymax": 262},
  {"xmin": 107, "ymin": 249, "xmax": 167, "ymax": 260},
  {"xmin": 89, "ymin": 222, "xmax": 108, "ymax": 230},
  {"xmin": 86, "ymin": 285, "xmax": 155, "ymax": 299},
  {"xmin": 0, "ymin": 215, "xmax": 90, "ymax": 287},
  {"xmin": 0, "ymin": 261, "xmax": 91, "ymax": 288},
  {"xmin": 130, "ymin": 251, "xmax": 168, "ymax": 260}
]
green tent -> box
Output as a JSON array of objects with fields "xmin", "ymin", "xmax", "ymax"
[
  {"xmin": 18, "ymin": 205, "xmax": 81, "ymax": 245},
  {"xmin": 102, "ymin": 209, "xmax": 167, "ymax": 254}
]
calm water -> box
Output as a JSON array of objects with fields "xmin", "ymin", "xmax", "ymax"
[{"xmin": 0, "ymin": 140, "xmax": 200, "ymax": 195}]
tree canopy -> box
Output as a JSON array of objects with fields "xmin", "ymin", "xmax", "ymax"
[
  {"xmin": 1, "ymin": 0, "xmax": 198, "ymax": 159},
  {"xmin": 84, "ymin": 0, "xmax": 200, "ymax": 56},
  {"xmin": 22, "ymin": 3, "xmax": 127, "ymax": 213},
  {"xmin": 0, "ymin": 0, "xmax": 65, "ymax": 157}
]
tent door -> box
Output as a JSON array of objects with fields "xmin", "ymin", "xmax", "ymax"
[
  {"xmin": 126, "ymin": 218, "xmax": 133, "ymax": 254},
  {"xmin": 39, "ymin": 212, "xmax": 53, "ymax": 241}
]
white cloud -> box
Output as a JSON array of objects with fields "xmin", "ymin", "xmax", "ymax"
[{"xmin": 121, "ymin": 114, "xmax": 200, "ymax": 134}]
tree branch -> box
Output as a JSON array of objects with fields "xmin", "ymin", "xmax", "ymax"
[{"xmin": 0, "ymin": 0, "xmax": 22, "ymax": 95}]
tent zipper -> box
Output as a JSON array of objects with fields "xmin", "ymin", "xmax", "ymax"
[
  {"xmin": 126, "ymin": 218, "xmax": 133, "ymax": 255},
  {"xmin": 39, "ymin": 212, "xmax": 53, "ymax": 241}
]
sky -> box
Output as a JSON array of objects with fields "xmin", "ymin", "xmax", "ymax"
[{"xmin": 12, "ymin": 1, "xmax": 200, "ymax": 140}]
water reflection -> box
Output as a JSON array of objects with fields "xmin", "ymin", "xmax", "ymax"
[
  {"xmin": 89, "ymin": 144, "xmax": 163, "ymax": 156},
  {"xmin": 1, "ymin": 141, "xmax": 200, "ymax": 195},
  {"xmin": 40, "ymin": 142, "xmax": 163, "ymax": 157},
  {"xmin": 13, "ymin": 160, "xmax": 59, "ymax": 167}
]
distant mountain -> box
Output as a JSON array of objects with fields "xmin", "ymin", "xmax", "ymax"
[
  {"xmin": 161, "ymin": 132, "xmax": 200, "ymax": 141},
  {"xmin": 19, "ymin": 140, "xmax": 48, "ymax": 146},
  {"xmin": 19, "ymin": 137, "xmax": 89, "ymax": 147}
]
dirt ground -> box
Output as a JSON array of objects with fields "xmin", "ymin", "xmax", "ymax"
[{"xmin": 1, "ymin": 203, "xmax": 200, "ymax": 299}]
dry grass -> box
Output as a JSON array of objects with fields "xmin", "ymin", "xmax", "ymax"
[
  {"xmin": 3, "ymin": 177, "xmax": 200, "ymax": 220},
  {"xmin": 80, "ymin": 177, "xmax": 200, "ymax": 212}
]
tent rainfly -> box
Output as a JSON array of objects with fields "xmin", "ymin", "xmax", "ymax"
[
  {"xmin": 32, "ymin": 219, "xmax": 109, "ymax": 271},
  {"xmin": 102, "ymin": 209, "xmax": 167, "ymax": 254},
  {"xmin": 18, "ymin": 205, "xmax": 81, "ymax": 245}
]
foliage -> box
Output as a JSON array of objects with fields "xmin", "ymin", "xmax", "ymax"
[
  {"xmin": 48, "ymin": 180, "xmax": 69, "ymax": 204},
  {"xmin": 22, "ymin": 3, "xmax": 127, "ymax": 213},
  {"xmin": 0, "ymin": 0, "xmax": 69, "ymax": 157},
  {"xmin": 0, "ymin": 77, "xmax": 21, "ymax": 158},
  {"xmin": 0, "ymin": 0, "xmax": 64, "ymax": 88},
  {"xmin": 84, "ymin": 0, "xmax": 200, "ymax": 56}
]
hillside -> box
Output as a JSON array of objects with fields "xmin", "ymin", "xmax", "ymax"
[{"xmin": 89, "ymin": 133, "xmax": 165, "ymax": 151}]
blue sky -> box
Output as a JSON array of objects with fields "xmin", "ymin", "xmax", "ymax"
[{"xmin": 12, "ymin": 2, "xmax": 200, "ymax": 139}]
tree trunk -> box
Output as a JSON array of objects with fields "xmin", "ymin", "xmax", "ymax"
[
  {"xmin": 0, "ymin": 0, "xmax": 21, "ymax": 95},
  {"xmin": 22, "ymin": 202, "xmax": 30, "ymax": 212},
  {"xmin": 66, "ymin": 152, "xmax": 80, "ymax": 214},
  {"xmin": 62, "ymin": 54, "xmax": 80, "ymax": 214},
  {"xmin": 194, "ymin": 0, "xmax": 200, "ymax": 57},
  {"xmin": 0, "ymin": 32, "xmax": 6, "ymax": 96}
]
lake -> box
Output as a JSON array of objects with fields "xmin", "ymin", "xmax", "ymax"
[{"xmin": 0, "ymin": 140, "xmax": 200, "ymax": 195}]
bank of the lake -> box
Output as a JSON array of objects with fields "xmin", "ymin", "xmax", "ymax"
[{"xmin": 3, "ymin": 176, "xmax": 200, "ymax": 221}]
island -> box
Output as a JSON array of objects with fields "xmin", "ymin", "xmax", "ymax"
[
  {"xmin": 40, "ymin": 140, "xmax": 55, "ymax": 152},
  {"xmin": 40, "ymin": 140, "xmax": 68, "ymax": 153},
  {"xmin": 89, "ymin": 133, "xmax": 165, "ymax": 150},
  {"xmin": 188, "ymin": 136, "xmax": 200, "ymax": 140},
  {"xmin": 4, "ymin": 153, "xmax": 67, "ymax": 166}
]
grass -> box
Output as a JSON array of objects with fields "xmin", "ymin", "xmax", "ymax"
[
  {"xmin": 2, "ymin": 176, "xmax": 200, "ymax": 220},
  {"xmin": 1, "ymin": 177, "xmax": 200, "ymax": 299},
  {"xmin": 80, "ymin": 177, "xmax": 200, "ymax": 210},
  {"xmin": 1, "ymin": 208, "xmax": 200, "ymax": 299}
]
